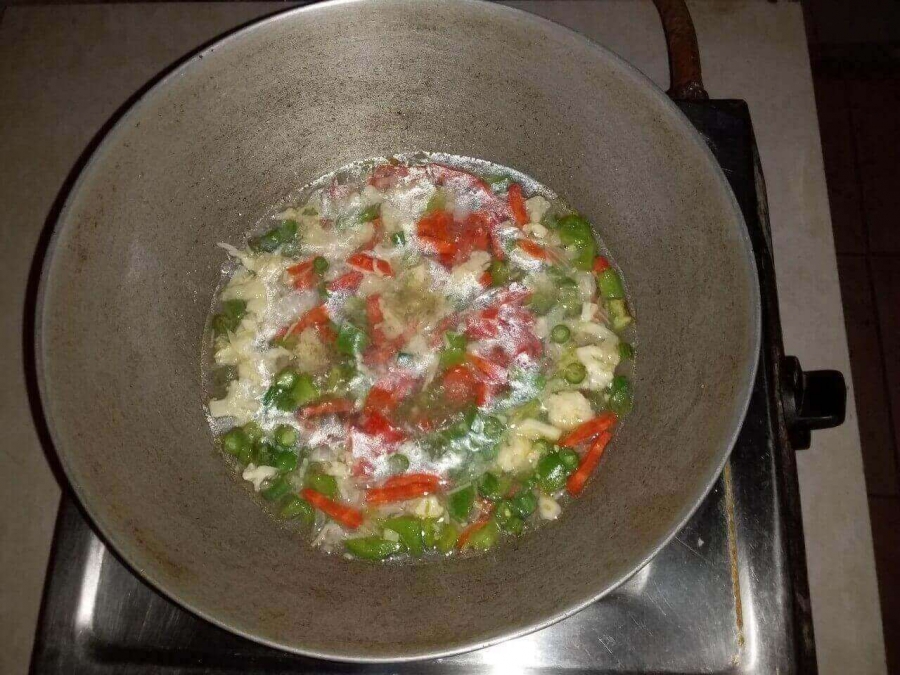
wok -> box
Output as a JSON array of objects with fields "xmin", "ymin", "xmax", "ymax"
[{"xmin": 36, "ymin": 0, "xmax": 760, "ymax": 661}]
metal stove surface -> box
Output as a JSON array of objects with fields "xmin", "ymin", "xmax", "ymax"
[{"xmin": 30, "ymin": 101, "xmax": 814, "ymax": 674}]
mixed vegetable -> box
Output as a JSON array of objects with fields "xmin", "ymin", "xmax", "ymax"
[{"xmin": 206, "ymin": 156, "xmax": 635, "ymax": 560}]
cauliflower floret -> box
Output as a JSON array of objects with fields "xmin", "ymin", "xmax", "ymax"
[
  {"xmin": 291, "ymin": 328, "xmax": 330, "ymax": 374},
  {"xmin": 380, "ymin": 181, "xmax": 436, "ymax": 234},
  {"xmin": 525, "ymin": 195, "xmax": 551, "ymax": 224},
  {"xmin": 497, "ymin": 433, "xmax": 540, "ymax": 473},
  {"xmin": 220, "ymin": 269, "xmax": 267, "ymax": 315},
  {"xmin": 576, "ymin": 343, "xmax": 621, "ymax": 391},
  {"xmin": 242, "ymin": 464, "xmax": 278, "ymax": 492},
  {"xmin": 514, "ymin": 418, "xmax": 562, "ymax": 441},
  {"xmin": 524, "ymin": 222, "xmax": 549, "ymax": 239},
  {"xmin": 545, "ymin": 391, "xmax": 594, "ymax": 431},
  {"xmin": 574, "ymin": 271, "xmax": 596, "ymax": 302},
  {"xmin": 538, "ymin": 495, "xmax": 562, "ymax": 520},
  {"xmin": 447, "ymin": 251, "xmax": 491, "ymax": 299},
  {"xmin": 580, "ymin": 302, "xmax": 599, "ymax": 322},
  {"xmin": 208, "ymin": 379, "xmax": 262, "ymax": 423},
  {"xmin": 413, "ymin": 495, "xmax": 445, "ymax": 519}
]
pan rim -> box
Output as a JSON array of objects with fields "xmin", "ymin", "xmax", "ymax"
[{"xmin": 34, "ymin": 0, "xmax": 762, "ymax": 662}]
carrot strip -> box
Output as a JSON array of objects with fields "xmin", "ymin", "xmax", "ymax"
[
  {"xmin": 508, "ymin": 183, "xmax": 528, "ymax": 226},
  {"xmin": 566, "ymin": 431, "xmax": 613, "ymax": 496},
  {"xmin": 456, "ymin": 519, "xmax": 489, "ymax": 550},
  {"xmin": 302, "ymin": 489, "xmax": 364, "ymax": 529},
  {"xmin": 300, "ymin": 398, "xmax": 354, "ymax": 417},
  {"xmin": 382, "ymin": 473, "xmax": 443, "ymax": 490},
  {"xmin": 287, "ymin": 304, "xmax": 330, "ymax": 336},
  {"xmin": 490, "ymin": 231, "xmax": 506, "ymax": 260},
  {"xmin": 418, "ymin": 235, "xmax": 456, "ymax": 256},
  {"xmin": 517, "ymin": 239, "xmax": 551, "ymax": 260},
  {"xmin": 287, "ymin": 259, "xmax": 314, "ymax": 276},
  {"xmin": 558, "ymin": 412, "xmax": 618, "ymax": 447},
  {"xmin": 478, "ymin": 271, "xmax": 493, "ymax": 287},
  {"xmin": 327, "ymin": 270, "xmax": 364, "ymax": 292},
  {"xmin": 366, "ymin": 294, "xmax": 384, "ymax": 325},
  {"xmin": 468, "ymin": 354, "xmax": 506, "ymax": 384},
  {"xmin": 366, "ymin": 482, "xmax": 440, "ymax": 505}
]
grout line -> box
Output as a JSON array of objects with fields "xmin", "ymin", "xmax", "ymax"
[
  {"xmin": 846, "ymin": 92, "xmax": 900, "ymax": 492},
  {"xmin": 834, "ymin": 252, "xmax": 900, "ymax": 259}
]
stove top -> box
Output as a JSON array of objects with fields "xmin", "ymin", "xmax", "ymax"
[{"xmin": 29, "ymin": 100, "xmax": 821, "ymax": 674}]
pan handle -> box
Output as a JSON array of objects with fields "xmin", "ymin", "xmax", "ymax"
[
  {"xmin": 780, "ymin": 356, "xmax": 847, "ymax": 450},
  {"xmin": 652, "ymin": 0, "xmax": 709, "ymax": 101}
]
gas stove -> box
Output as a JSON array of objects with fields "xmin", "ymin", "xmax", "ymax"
[{"xmin": 29, "ymin": 99, "xmax": 843, "ymax": 675}]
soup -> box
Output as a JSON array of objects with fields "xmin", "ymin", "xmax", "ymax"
[{"xmin": 205, "ymin": 155, "xmax": 634, "ymax": 560}]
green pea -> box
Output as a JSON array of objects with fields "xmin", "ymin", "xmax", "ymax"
[
  {"xmin": 243, "ymin": 421, "xmax": 264, "ymax": 444},
  {"xmin": 273, "ymin": 450, "xmax": 298, "ymax": 473},
  {"xmin": 618, "ymin": 342, "xmax": 634, "ymax": 360},
  {"xmin": 608, "ymin": 376, "xmax": 633, "ymax": 416},
  {"xmin": 466, "ymin": 521, "xmax": 500, "ymax": 552},
  {"xmin": 532, "ymin": 438, "xmax": 554, "ymax": 455},
  {"xmin": 273, "ymin": 424, "xmax": 298, "ymax": 448},
  {"xmin": 448, "ymin": 485, "xmax": 476, "ymax": 523},
  {"xmin": 598, "ymin": 268, "xmax": 625, "ymax": 300},
  {"xmin": 388, "ymin": 454, "xmax": 410, "ymax": 474},
  {"xmin": 345, "ymin": 537, "xmax": 403, "ymax": 560},
  {"xmin": 280, "ymin": 495, "xmax": 313, "ymax": 523},
  {"xmin": 221, "ymin": 428, "xmax": 249, "ymax": 456},
  {"xmin": 550, "ymin": 324, "xmax": 571, "ymax": 344},
  {"xmin": 337, "ymin": 323, "xmax": 369, "ymax": 358},
  {"xmin": 509, "ymin": 490, "xmax": 538, "ymax": 517},
  {"xmin": 384, "ymin": 516, "xmax": 426, "ymax": 557},
  {"xmin": 537, "ymin": 452, "xmax": 569, "ymax": 493},
  {"xmin": 477, "ymin": 472, "xmax": 503, "ymax": 501},
  {"xmin": 262, "ymin": 477, "xmax": 292, "ymax": 502},
  {"xmin": 564, "ymin": 362, "xmax": 587, "ymax": 385},
  {"xmin": 391, "ymin": 231, "xmax": 407, "ymax": 246},
  {"xmin": 559, "ymin": 448, "xmax": 580, "ymax": 472},
  {"xmin": 437, "ymin": 522, "xmax": 460, "ymax": 554},
  {"xmin": 305, "ymin": 472, "xmax": 338, "ymax": 499},
  {"xmin": 494, "ymin": 501, "xmax": 524, "ymax": 535},
  {"xmin": 313, "ymin": 256, "xmax": 329, "ymax": 274},
  {"xmin": 358, "ymin": 203, "xmax": 381, "ymax": 223}
]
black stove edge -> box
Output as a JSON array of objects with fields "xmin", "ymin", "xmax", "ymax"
[{"xmin": 28, "ymin": 99, "xmax": 818, "ymax": 675}]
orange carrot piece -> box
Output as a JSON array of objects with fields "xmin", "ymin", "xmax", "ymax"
[
  {"xmin": 566, "ymin": 431, "xmax": 613, "ymax": 496},
  {"xmin": 302, "ymin": 489, "xmax": 364, "ymax": 529},
  {"xmin": 418, "ymin": 235, "xmax": 456, "ymax": 256},
  {"xmin": 366, "ymin": 482, "xmax": 439, "ymax": 505},
  {"xmin": 456, "ymin": 519, "xmax": 489, "ymax": 550},
  {"xmin": 382, "ymin": 473, "xmax": 443, "ymax": 490},
  {"xmin": 327, "ymin": 270, "xmax": 364, "ymax": 292},
  {"xmin": 517, "ymin": 239, "xmax": 553, "ymax": 261},
  {"xmin": 558, "ymin": 412, "xmax": 618, "ymax": 447},
  {"xmin": 300, "ymin": 398, "xmax": 354, "ymax": 417},
  {"xmin": 508, "ymin": 183, "xmax": 528, "ymax": 226}
]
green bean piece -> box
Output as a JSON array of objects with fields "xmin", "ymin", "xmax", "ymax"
[
  {"xmin": 391, "ymin": 231, "xmax": 407, "ymax": 246},
  {"xmin": 559, "ymin": 448, "xmax": 580, "ymax": 472},
  {"xmin": 273, "ymin": 450, "xmax": 298, "ymax": 473},
  {"xmin": 345, "ymin": 537, "xmax": 403, "ymax": 560},
  {"xmin": 358, "ymin": 204, "xmax": 381, "ymax": 223},
  {"xmin": 466, "ymin": 521, "xmax": 500, "ymax": 552},
  {"xmin": 556, "ymin": 214, "xmax": 597, "ymax": 270},
  {"xmin": 618, "ymin": 342, "xmax": 635, "ymax": 360},
  {"xmin": 597, "ymin": 268, "xmax": 625, "ymax": 300},
  {"xmin": 440, "ymin": 332, "xmax": 468, "ymax": 369},
  {"xmin": 510, "ymin": 490, "xmax": 538, "ymax": 517},
  {"xmin": 564, "ymin": 362, "xmax": 587, "ymax": 385},
  {"xmin": 283, "ymin": 373, "xmax": 319, "ymax": 410},
  {"xmin": 305, "ymin": 472, "xmax": 339, "ymax": 499},
  {"xmin": 384, "ymin": 516, "xmax": 426, "ymax": 557},
  {"xmin": 608, "ymin": 376, "xmax": 634, "ymax": 416},
  {"xmin": 477, "ymin": 472, "xmax": 503, "ymax": 501},
  {"xmin": 437, "ymin": 523, "xmax": 460, "ymax": 554},
  {"xmin": 336, "ymin": 323, "xmax": 369, "ymax": 358},
  {"xmin": 537, "ymin": 451, "xmax": 569, "ymax": 492},
  {"xmin": 313, "ymin": 256, "xmax": 329, "ymax": 274},
  {"xmin": 532, "ymin": 438, "xmax": 554, "ymax": 456},
  {"xmin": 221, "ymin": 428, "xmax": 249, "ymax": 456},
  {"xmin": 550, "ymin": 324, "xmax": 571, "ymax": 344},
  {"xmin": 489, "ymin": 259, "xmax": 511, "ymax": 287},
  {"xmin": 494, "ymin": 501, "xmax": 524, "ymax": 535},
  {"xmin": 448, "ymin": 485, "xmax": 476, "ymax": 523},
  {"xmin": 262, "ymin": 477, "xmax": 292, "ymax": 502},
  {"xmin": 388, "ymin": 454, "xmax": 410, "ymax": 474},
  {"xmin": 423, "ymin": 518, "xmax": 443, "ymax": 550},
  {"xmin": 273, "ymin": 424, "xmax": 298, "ymax": 448},
  {"xmin": 280, "ymin": 495, "xmax": 314, "ymax": 523},
  {"xmin": 607, "ymin": 298, "xmax": 633, "ymax": 331}
]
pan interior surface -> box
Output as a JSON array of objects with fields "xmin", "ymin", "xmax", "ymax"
[{"xmin": 37, "ymin": 0, "xmax": 759, "ymax": 661}]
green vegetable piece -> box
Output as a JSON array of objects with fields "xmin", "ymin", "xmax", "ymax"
[
  {"xmin": 528, "ymin": 288, "xmax": 557, "ymax": 316},
  {"xmin": 273, "ymin": 424, "xmax": 298, "ymax": 448},
  {"xmin": 221, "ymin": 428, "xmax": 249, "ymax": 456},
  {"xmin": 485, "ymin": 174, "xmax": 513, "ymax": 192},
  {"xmin": 564, "ymin": 362, "xmax": 587, "ymax": 385},
  {"xmin": 359, "ymin": 203, "xmax": 381, "ymax": 222},
  {"xmin": 274, "ymin": 366, "xmax": 300, "ymax": 390},
  {"xmin": 313, "ymin": 256, "xmax": 329, "ymax": 274},
  {"xmin": 466, "ymin": 521, "xmax": 500, "ymax": 551},
  {"xmin": 477, "ymin": 472, "xmax": 503, "ymax": 501},
  {"xmin": 280, "ymin": 495, "xmax": 314, "ymax": 523},
  {"xmin": 537, "ymin": 451, "xmax": 569, "ymax": 492},
  {"xmin": 425, "ymin": 190, "xmax": 447, "ymax": 213},
  {"xmin": 391, "ymin": 231, "xmax": 407, "ymax": 246},
  {"xmin": 448, "ymin": 485, "xmax": 476, "ymax": 523},
  {"xmin": 598, "ymin": 268, "xmax": 625, "ymax": 300},
  {"xmin": 222, "ymin": 299, "xmax": 247, "ymax": 322},
  {"xmin": 559, "ymin": 448, "xmax": 580, "ymax": 471},
  {"xmin": 305, "ymin": 472, "xmax": 338, "ymax": 499},
  {"xmin": 532, "ymin": 438, "xmax": 554, "ymax": 456},
  {"xmin": 273, "ymin": 450, "xmax": 298, "ymax": 473},
  {"xmin": 607, "ymin": 298, "xmax": 633, "ymax": 331},
  {"xmin": 345, "ymin": 537, "xmax": 403, "ymax": 560},
  {"xmin": 285, "ymin": 373, "xmax": 319, "ymax": 410},
  {"xmin": 337, "ymin": 323, "xmax": 369, "ymax": 358},
  {"xmin": 608, "ymin": 375, "xmax": 634, "ymax": 416},
  {"xmin": 250, "ymin": 229, "xmax": 282, "ymax": 253},
  {"xmin": 276, "ymin": 219, "xmax": 298, "ymax": 243},
  {"xmin": 251, "ymin": 440, "xmax": 275, "ymax": 467},
  {"xmin": 557, "ymin": 285, "xmax": 582, "ymax": 318},
  {"xmin": 482, "ymin": 415, "xmax": 505, "ymax": 438},
  {"xmin": 384, "ymin": 516, "xmax": 426, "ymax": 557},
  {"xmin": 325, "ymin": 363, "xmax": 356, "ymax": 395},
  {"xmin": 262, "ymin": 477, "xmax": 292, "ymax": 502},
  {"xmin": 388, "ymin": 454, "xmax": 410, "ymax": 474},
  {"xmin": 243, "ymin": 421, "xmax": 264, "ymax": 443},
  {"xmin": 489, "ymin": 259, "xmax": 510, "ymax": 287},
  {"xmin": 618, "ymin": 342, "xmax": 635, "ymax": 360},
  {"xmin": 494, "ymin": 501, "xmax": 524, "ymax": 535},
  {"xmin": 550, "ymin": 324, "xmax": 571, "ymax": 344},
  {"xmin": 440, "ymin": 332, "xmax": 468, "ymax": 369},
  {"xmin": 557, "ymin": 214, "xmax": 597, "ymax": 270},
  {"xmin": 423, "ymin": 518, "xmax": 442, "ymax": 550},
  {"xmin": 437, "ymin": 523, "xmax": 460, "ymax": 554},
  {"xmin": 211, "ymin": 313, "xmax": 238, "ymax": 337},
  {"xmin": 510, "ymin": 490, "xmax": 538, "ymax": 517}
]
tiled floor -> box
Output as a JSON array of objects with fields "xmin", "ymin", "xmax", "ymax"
[{"xmin": 810, "ymin": 35, "xmax": 900, "ymax": 674}]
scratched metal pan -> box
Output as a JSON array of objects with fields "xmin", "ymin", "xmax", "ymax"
[{"xmin": 35, "ymin": 0, "xmax": 759, "ymax": 662}]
